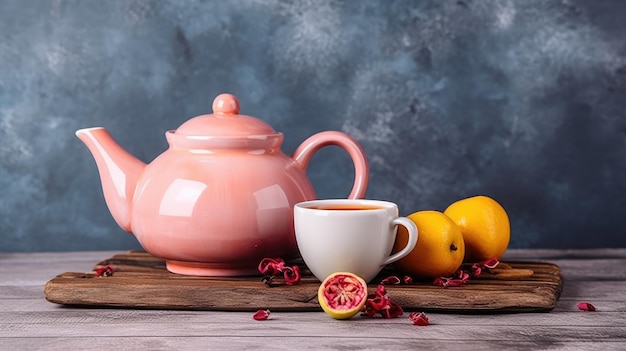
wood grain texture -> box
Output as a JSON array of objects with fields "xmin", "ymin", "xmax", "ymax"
[
  {"xmin": 2, "ymin": 249, "xmax": 626, "ymax": 350},
  {"xmin": 43, "ymin": 251, "xmax": 562, "ymax": 312}
]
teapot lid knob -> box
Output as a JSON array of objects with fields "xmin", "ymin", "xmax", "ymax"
[
  {"xmin": 173, "ymin": 92, "xmax": 277, "ymax": 138},
  {"xmin": 212, "ymin": 93, "xmax": 240, "ymax": 115}
]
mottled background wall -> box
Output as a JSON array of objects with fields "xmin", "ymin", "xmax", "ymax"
[{"xmin": 1, "ymin": 0, "xmax": 625, "ymax": 252}]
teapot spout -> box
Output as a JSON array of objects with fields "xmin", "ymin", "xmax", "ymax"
[{"xmin": 75, "ymin": 127, "xmax": 146, "ymax": 233}]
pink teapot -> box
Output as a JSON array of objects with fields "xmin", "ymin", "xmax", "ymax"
[{"xmin": 76, "ymin": 93, "xmax": 369, "ymax": 276}]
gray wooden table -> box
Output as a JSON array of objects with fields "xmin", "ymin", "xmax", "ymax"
[{"xmin": 1, "ymin": 249, "xmax": 625, "ymax": 350}]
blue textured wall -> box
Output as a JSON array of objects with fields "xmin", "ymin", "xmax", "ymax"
[{"xmin": 1, "ymin": 0, "xmax": 625, "ymax": 252}]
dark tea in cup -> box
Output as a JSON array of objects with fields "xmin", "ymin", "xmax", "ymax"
[{"xmin": 305, "ymin": 204, "xmax": 384, "ymax": 211}]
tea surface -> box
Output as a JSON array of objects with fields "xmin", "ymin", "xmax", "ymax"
[{"xmin": 306, "ymin": 205, "xmax": 384, "ymax": 211}]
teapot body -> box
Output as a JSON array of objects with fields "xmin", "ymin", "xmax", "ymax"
[
  {"xmin": 76, "ymin": 93, "xmax": 369, "ymax": 277},
  {"xmin": 131, "ymin": 146, "xmax": 315, "ymax": 276}
]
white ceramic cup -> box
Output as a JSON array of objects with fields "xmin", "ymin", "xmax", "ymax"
[{"xmin": 294, "ymin": 199, "xmax": 418, "ymax": 283}]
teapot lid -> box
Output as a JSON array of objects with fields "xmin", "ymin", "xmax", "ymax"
[{"xmin": 174, "ymin": 93, "xmax": 278, "ymax": 137}]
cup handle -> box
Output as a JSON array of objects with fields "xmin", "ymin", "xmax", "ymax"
[{"xmin": 381, "ymin": 217, "xmax": 418, "ymax": 266}]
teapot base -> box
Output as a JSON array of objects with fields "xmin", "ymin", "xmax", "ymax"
[{"xmin": 166, "ymin": 260, "xmax": 259, "ymax": 277}]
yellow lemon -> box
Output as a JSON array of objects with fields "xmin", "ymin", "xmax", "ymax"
[
  {"xmin": 444, "ymin": 195, "xmax": 510, "ymax": 262},
  {"xmin": 393, "ymin": 211, "xmax": 465, "ymax": 279}
]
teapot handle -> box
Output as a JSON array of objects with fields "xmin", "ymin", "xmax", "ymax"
[{"xmin": 292, "ymin": 131, "xmax": 369, "ymax": 199}]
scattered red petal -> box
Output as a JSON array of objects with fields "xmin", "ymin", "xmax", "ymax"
[
  {"xmin": 446, "ymin": 279, "xmax": 466, "ymax": 287},
  {"xmin": 433, "ymin": 277, "xmax": 446, "ymax": 286},
  {"xmin": 453, "ymin": 269, "xmax": 470, "ymax": 282},
  {"xmin": 283, "ymin": 265, "xmax": 301, "ymax": 285},
  {"xmin": 380, "ymin": 275, "xmax": 401, "ymax": 285},
  {"xmin": 434, "ymin": 258, "xmax": 501, "ymax": 287},
  {"xmin": 403, "ymin": 275, "xmax": 413, "ymax": 284},
  {"xmin": 94, "ymin": 264, "xmax": 115, "ymax": 277},
  {"xmin": 409, "ymin": 312, "xmax": 429, "ymax": 326},
  {"xmin": 252, "ymin": 309, "xmax": 271, "ymax": 320},
  {"xmin": 258, "ymin": 258, "xmax": 285, "ymax": 275},
  {"xmin": 259, "ymin": 258, "xmax": 301, "ymax": 286},
  {"xmin": 362, "ymin": 306, "xmax": 378, "ymax": 318},
  {"xmin": 577, "ymin": 302, "xmax": 596, "ymax": 312},
  {"xmin": 433, "ymin": 275, "xmax": 466, "ymax": 287},
  {"xmin": 469, "ymin": 258, "xmax": 499, "ymax": 276},
  {"xmin": 470, "ymin": 265, "xmax": 482, "ymax": 277},
  {"xmin": 362, "ymin": 284, "xmax": 404, "ymax": 319},
  {"xmin": 482, "ymin": 258, "xmax": 500, "ymax": 269},
  {"xmin": 365, "ymin": 294, "xmax": 388, "ymax": 311},
  {"xmin": 382, "ymin": 301, "xmax": 404, "ymax": 318}
]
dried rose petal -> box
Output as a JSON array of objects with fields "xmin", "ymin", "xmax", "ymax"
[
  {"xmin": 94, "ymin": 264, "xmax": 115, "ymax": 277},
  {"xmin": 403, "ymin": 275, "xmax": 413, "ymax": 284},
  {"xmin": 433, "ymin": 277, "xmax": 445, "ymax": 286},
  {"xmin": 458, "ymin": 271, "xmax": 470, "ymax": 282},
  {"xmin": 390, "ymin": 302, "xmax": 404, "ymax": 318},
  {"xmin": 380, "ymin": 275, "xmax": 401, "ymax": 285},
  {"xmin": 482, "ymin": 258, "xmax": 500, "ymax": 269},
  {"xmin": 283, "ymin": 265, "xmax": 301, "ymax": 285},
  {"xmin": 380, "ymin": 301, "xmax": 404, "ymax": 319},
  {"xmin": 362, "ymin": 284, "xmax": 404, "ymax": 319},
  {"xmin": 258, "ymin": 258, "xmax": 285, "ymax": 275},
  {"xmin": 577, "ymin": 302, "xmax": 596, "ymax": 312},
  {"xmin": 366, "ymin": 294, "xmax": 388, "ymax": 311},
  {"xmin": 258, "ymin": 258, "xmax": 301, "ymax": 286},
  {"xmin": 258, "ymin": 259, "xmax": 274, "ymax": 275},
  {"xmin": 469, "ymin": 258, "xmax": 500, "ymax": 277},
  {"xmin": 252, "ymin": 309, "xmax": 271, "ymax": 320},
  {"xmin": 433, "ymin": 276, "xmax": 466, "ymax": 287},
  {"xmin": 409, "ymin": 312, "xmax": 429, "ymax": 326},
  {"xmin": 446, "ymin": 279, "xmax": 466, "ymax": 287},
  {"xmin": 434, "ymin": 258, "xmax": 501, "ymax": 287},
  {"xmin": 274, "ymin": 261, "xmax": 286, "ymax": 272},
  {"xmin": 362, "ymin": 307, "xmax": 378, "ymax": 318},
  {"xmin": 470, "ymin": 265, "xmax": 482, "ymax": 277},
  {"xmin": 363, "ymin": 287, "xmax": 388, "ymax": 315}
]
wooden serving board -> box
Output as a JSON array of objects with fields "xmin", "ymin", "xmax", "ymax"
[{"xmin": 44, "ymin": 251, "xmax": 563, "ymax": 313}]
